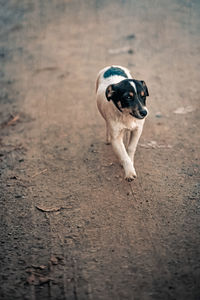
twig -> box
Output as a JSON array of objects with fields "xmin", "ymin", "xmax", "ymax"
[{"xmin": 32, "ymin": 169, "xmax": 47, "ymax": 178}]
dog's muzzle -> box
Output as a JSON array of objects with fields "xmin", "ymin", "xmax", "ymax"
[
  {"xmin": 130, "ymin": 109, "xmax": 148, "ymax": 119},
  {"xmin": 129, "ymin": 98, "xmax": 148, "ymax": 119}
]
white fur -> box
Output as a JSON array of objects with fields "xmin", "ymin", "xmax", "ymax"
[
  {"xmin": 96, "ymin": 65, "xmax": 146, "ymax": 181},
  {"xmin": 129, "ymin": 80, "xmax": 137, "ymax": 93}
]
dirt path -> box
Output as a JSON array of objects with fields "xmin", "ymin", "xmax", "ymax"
[{"xmin": 0, "ymin": 1, "xmax": 200, "ymax": 299}]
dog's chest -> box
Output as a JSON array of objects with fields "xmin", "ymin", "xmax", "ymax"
[{"xmin": 116, "ymin": 112, "xmax": 144, "ymax": 131}]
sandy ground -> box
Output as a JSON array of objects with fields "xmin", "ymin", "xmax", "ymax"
[{"xmin": 0, "ymin": 0, "xmax": 200, "ymax": 299}]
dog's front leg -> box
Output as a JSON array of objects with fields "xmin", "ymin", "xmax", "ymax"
[
  {"xmin": 111, "ymin": 131, "xmax": 137, "ymax": 181},
  {"xmin": 127, "ymin": 125, "xmax": 143, "ymax": 174}
]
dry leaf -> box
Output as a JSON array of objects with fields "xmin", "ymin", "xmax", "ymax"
[
  {"xmin": 7, "ymin": 115, "xmax": 20, "ymax": 126},
  {"xmin": 39, "ymin": 276, "xmax": 51, "ymax": 284},
  {"xmin": 173, "ymin": 106, "xmax": 194, "ymax": 114},
  {"xmin": 50, "ymin": 256, "xmax": 58, "ymax": 265},
  {"xmin": 36, "ymin": 205, "xmax": 64, "ymax": 212},
  {"xmin": 139, "ymin": 140, "xmax": 172, "ymax": 149}
]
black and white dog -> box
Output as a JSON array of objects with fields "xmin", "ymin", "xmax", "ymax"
[{"xmin": 96, "ymin": 65, "xmax": 149, "ymax": 181}]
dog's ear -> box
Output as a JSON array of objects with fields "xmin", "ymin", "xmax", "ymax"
[
  {"xmin": 105, "ymin": 84, "xmax": 115, "ymax": 101},
  {"xmin": 140, "ymin": 81, "xmax": 149, "ymax": 97}
]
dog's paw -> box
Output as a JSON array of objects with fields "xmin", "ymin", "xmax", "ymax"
[{"xmin": 125, "ymin": 171, "xmax": 137, "ymax": 182}]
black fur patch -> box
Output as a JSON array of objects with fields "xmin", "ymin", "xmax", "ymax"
[
  {"xmin": 105, "ymin": 79, "xmax": 149, "ymax": 119},
  {"xmin": 103, "ymin": 67, "xmax": 128, "ymax": 79}
]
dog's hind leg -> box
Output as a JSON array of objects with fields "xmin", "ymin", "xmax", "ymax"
[
  {"xmin": 106, "ymin": 122, "xmax": 111, "ymax": 145},
  {"xmin": 127, "ymin": 126, "xmax": 143, "ymax": 168}
]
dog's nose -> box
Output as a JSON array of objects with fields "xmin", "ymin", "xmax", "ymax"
[{"xmin": 140, "ymin": 109, "xmax": 147, "ymax": 117}]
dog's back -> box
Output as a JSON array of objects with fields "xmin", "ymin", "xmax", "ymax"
[{"xmin": 96, "ymin": 65, "xmax": 132, "ymax": 94}]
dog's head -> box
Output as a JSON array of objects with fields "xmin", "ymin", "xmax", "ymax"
[{"xmin": 105, "ymin": 79, "xmax": 149, "ymax": 119}]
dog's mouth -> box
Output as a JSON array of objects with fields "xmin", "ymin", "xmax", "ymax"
[{"xmin": 129, "ymin": 110, "xmax": 147, "ymax": 119}]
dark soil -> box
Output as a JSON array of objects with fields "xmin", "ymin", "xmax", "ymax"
[{"xmin": 0, "ymin": 1, "xmax": 200, "ymax": 299}]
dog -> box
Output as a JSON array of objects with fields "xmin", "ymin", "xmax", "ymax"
[{"xmin": 96, "ymin": 65, "xmax": 149, "ymax": 181}]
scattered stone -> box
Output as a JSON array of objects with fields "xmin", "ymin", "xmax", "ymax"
[
  {"xmin": 155, "ymin": 112, "xmax": 162, "ymax": 118},
  {"xmin": 128, "ymin": 49, "xmax": 134, "ymax": 54},
  {"xmin": 26, "ymin": 274, "xmax": 36, "ymax": 285},
  {"xmin": 126, "ymin": 34, "xmax": 135, "ymax": 40}
]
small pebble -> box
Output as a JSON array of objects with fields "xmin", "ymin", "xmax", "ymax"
[
  {"xmin": 126, "ymin": 34, "xmax": 135, "ymax": 40},
  {"xmin": 128, "ymin": 49, "xmax": 134, "ymax": 54},
  {"xmin": 155, "ymin": 112, "xmax": 162, "ymax": 118}
]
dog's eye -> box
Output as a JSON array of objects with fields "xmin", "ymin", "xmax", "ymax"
[{"xmin": 126, "ymin": 92, "xmax": 133, "ymax": 100}]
